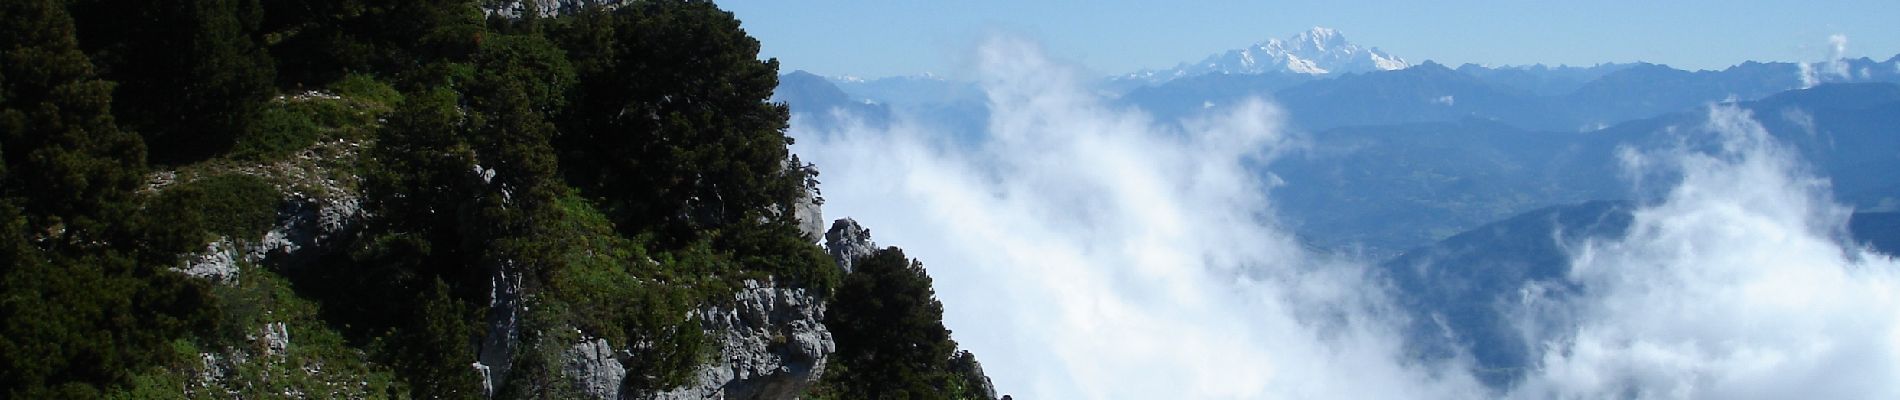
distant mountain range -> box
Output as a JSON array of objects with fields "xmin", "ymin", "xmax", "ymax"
[
  {"xmin": 1270, "ymin": 82, "xmax": 1900, "ymax": 257},
  {"xmin": 1119, "ymin": 27, "xmax": 1409, "ymax": 84},
  {"xmin": 769, "ymin": 27, "xmax": 1900, "ymax": 394},
  {"xmin": 771, "ymin": 71, "xmax": 891, "ymax": 132},
  {"xmin": 773, "ymin": 29, "xmax": 1900, "ymax": 258},
  {"xmin": 1125, "ymin": 56, "xmax": 1900, "ymax": 132}
]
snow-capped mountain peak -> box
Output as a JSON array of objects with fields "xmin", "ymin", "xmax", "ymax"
[{"xmin": 1123, "ymin": 27, "xmax": 1409, "ymax": 83}]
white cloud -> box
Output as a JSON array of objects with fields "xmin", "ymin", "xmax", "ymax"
[
  {"xmin": 1511, "ymin": 105, "xmax": 1900, "ymax": 399},
  {"xmin": 1800, "ymin": 34, "xmax": 1854, "ymax": 88},
  {"xmin": 790, "ymin": 35, "xmax": 1900, "ymax": 399},
  {"xmin": 792, "ymin": 36, "xmax": 1481, "ymax": 399}
]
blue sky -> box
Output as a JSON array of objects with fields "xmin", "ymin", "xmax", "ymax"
[{"xmin": 720, "ymin": 0, "xmax": 1900, "ymax": 78}]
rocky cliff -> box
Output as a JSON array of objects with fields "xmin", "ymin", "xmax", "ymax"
[
  {"xmin": 638, "ymin": 280, "xmax": 835, "ymax": 400},
  {"xmin": 556, "ymin": 278, "xmax": 835, "ymax": 400},
  {"xmin": 824, "ymin": 219, "xmax": 876, "ymax": 274},
  {"xmin": 482, "ymin": 0, "xmax": 630, "ymax": 18}
]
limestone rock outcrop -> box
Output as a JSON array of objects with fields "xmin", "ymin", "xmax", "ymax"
[
  {"xmin": 554, "ymin": 279, "xmax": 835, "ymax": 400},
  {"xmin": 640, "ymin": 279, "xmax": 834, "ymax": 400},
  {"xmin": 564, "ymin": 337, "xmax": 629, "ymax": 400},
  {"xmin": 824, "ymin": 218, "xmax": 876, "ymax": 273},
  {"xmin": 482, "ymin": 0, "xmax": 629, "ymax": 18}
]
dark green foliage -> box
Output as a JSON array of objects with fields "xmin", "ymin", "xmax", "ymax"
[
  {"xmin": 72, "ymin": 0, "xmax": 277, "ymax": 165},
  {"xmin": 945, "ymin": 350, "xmax": 998, "ymax": 400},
  {"xmin": 5, "ymin": 0, "xmax": 981, "ymax": 398},
  {"xmin": 386, "ymin": 280, "xmax": 486, "ymax": 399},
  {"xmin": 173, "ymin": 253, "xmax": 404, "ymax": 399},
  {"xmin": 717, "ymin": 219, "xmax": 841, "ymax": 292},
  {"xmin": 0, "ymin": 3, "xmax": 220, "ymax": 396},
  {"xmin": 555, "ymin": 0, "xmax": 810, "ymax": 243},
  {"xmin": 0, "ymin": 1, "xmax": 205, "ymax": 393},
  {"xmin": 232, "ymin": 102, "xmax": 322, "ymax": 161},
  {"xmin": 330, "ymin": 73, "xmax": 406, "ymax": 107},
  {"xmin": 530, "ymin": 194, "xmax": 706, "ymax": 389},
  {"xmin": 147, "ymin": 175, "xmax": 281, "ymax": 240},
  {"xmin": 0, "ymin": 246, "xmax": 216, "ymax": 398},
  {"xmin": 125, "ymin": 173, "xmax": 282, "ymax": 276},
  {"xmin": 234, "ymin": 74, "xmax": 402, "ymax": 158},
  {"xmin": 360, "ymin": 86, "xmax": 475, "ymax": 279},
  {"xmin": 822, "ymin": 247, "xmax": 961, "ymax": 400},
  {"xmin": 0, "ymin": 0, "xmax": 147, "ymax": 242},
  {"xmin": 339, "ymin": 85, "xmax": 490, "ymax": 392},
  {"xmin": 262, "ymin": 0, "xmax": 484, "ymax": 87},
  {"xmin": 466, "ymin": 32, "xmax": 573, "ymax": 223}
]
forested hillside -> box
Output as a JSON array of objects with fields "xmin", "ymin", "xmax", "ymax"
[{"xmin": 0, "ymin": 0, "xmax": 992, "ymax": 398}]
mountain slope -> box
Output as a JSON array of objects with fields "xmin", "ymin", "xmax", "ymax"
[
  {"xmin": 774, "ymin": 70, "xmax": 892, "ymax": 131},
  {"xmin": 1379, "ymin": 201, "xmax": 1900, "ymax": 388}
]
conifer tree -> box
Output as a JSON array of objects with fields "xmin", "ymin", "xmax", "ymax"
[
  {"xmin": 558, "ymin": 0, "xmax": 806, "ymax": 243},
  {"xmin": 1, "ymin": 1, "xmax": 212, "ymax": 396},
  {"xmin": 1, "ymin": 0, "xmax": 147, "ymax": 244},
  {"xmin": 824, "ymin": 248, "xmax": 961, "ymax": 399},
  {"xmin": 71, "ymin": 0, "xmax": 275, "ymax": 165}
]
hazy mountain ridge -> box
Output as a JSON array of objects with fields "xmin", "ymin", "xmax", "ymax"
[
  {"xmin": 1270, "ymin": 82, "xmax": 1900, "ymax": 257},
  {"xmin": 1380, "ymin": 200, "xmax": 1900, "ymax": 388},
  {"xmin": 1122, "ymin": 56, "xmax": 1900, "ymax": 132},
  {"xmin": 781, "ymin": 27, "xmax": 1900, "ymax": 139},
  {"xmin": 778, "ymin": 51, "xmax": 1900, "ymax": 258}
]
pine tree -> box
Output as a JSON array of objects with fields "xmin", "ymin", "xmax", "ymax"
[
  {"xmin": 262, "ymin": 0, "xmax": 483, "ymax": 87},
  {"xmin": 824, "ymin": 248, "xmax": 960, "ymax": 399},
  {"xmin": 1, "ymin": 1, "xmax": 212, "ymax": 396},
  {"xmin": 1, "ymin": 0, "xmax": 146, "ymax": 245},
  {"xmin": 557, "ymin": 0, "xmax": 805, "ymax": 244},
  {"xmin": 71, "ymin": 0, "xmax": 276, "ymax": 165}
]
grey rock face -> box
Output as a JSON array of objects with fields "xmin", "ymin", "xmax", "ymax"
[
  {"xmin": 565, "ymin": 338, "xmax": 629, "ymax": 400},
  {"xmin": 258, "ymin": 322, "xmax": 291, "ymax": 357},
  {"xmin": 477, "ymin": 259, "xmax": 524, "ymax": 397},
  {"xmin": 640, "ymin": 279, "xmax": 834, "ymax": 400},
  {"xmin": 179, "ymin": 239, "xmax": 240, "ymax": 284},
  {"xmin": 794, "ymin": 189, "xmax": 825, "ymax": 242},
  {"xmin": 176, "ymin": 189, "xmax": 364, "ymax": 283},
  {"xmin": 255, "ymin": 193, "xmax": 363, "ymax": 269},
  {"xmin": 824, "ymin": 218, "xmax": 876, "ymax": 273},
  {"xmin": 482, "ymin": 0, "xmax": 629, "ymax": 18},
  {"xmin": 950, "ymin": 351, "xmax": 999, "ymax": 400}
]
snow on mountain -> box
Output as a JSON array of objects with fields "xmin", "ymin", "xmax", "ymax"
[{"xmin": 1123, "ymin": 27, "xmax": 1409, "ymax": 84}]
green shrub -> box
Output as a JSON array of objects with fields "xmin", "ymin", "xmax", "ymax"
[
  {"xmin": 231, "ymin": 103, "xmax": 322, "ymax": 162},
  {"xmin": 536, "ymin": 193, "xmax": 707, "ymax": 388},
  {"xmin": 147, "ymin": 174, "xmax": 282, "ymax": 241},
  {"xmin": 330, "ymin": 73, "xmax": 405, "ymax": 108}
]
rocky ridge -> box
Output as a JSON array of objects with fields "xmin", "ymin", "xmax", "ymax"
[
  {"xmin": 171, "ymin": 137, "xmax": 367, "ymax": 284},
  {"xmin": 558, "ymin": 277, "xmax": 836, "ymax": 400},
  {"xmin": 481, "ymin": 0, "xmax": 630, "ymax": 18},
  {"xmin": 823, "ymin": 218, "xmax": 876, "ymax": 274},
  {"xmin": 638, "ymin": 279, "xmax": 835, "ymax": 400}
]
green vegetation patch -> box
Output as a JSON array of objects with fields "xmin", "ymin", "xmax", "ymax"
[
  {"xmin": 530, "ymin": 192, "xmax": 708, "ymax": 388},
  {"xmin": 231, "ymin": 74, "xmax": 400, "ymax": 162},
  {"xmin": 146, "ymin": 174, "xmax": 283, "ymax": 240}
]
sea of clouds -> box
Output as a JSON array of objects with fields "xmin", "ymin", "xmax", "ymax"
[{"xmin": 790, "ymin": 36, "xmax": 1900, "ymax": 399}]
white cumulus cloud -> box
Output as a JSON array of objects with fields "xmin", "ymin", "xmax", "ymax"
[
  {"xmin": 1800, "ymin": 34, "xmax": 1854, "ymax": 88},
  {"xmin": 792, "ymin": 36, "xmax": 1481, "ymax": 399},
  {"xmin": 789, "ymin": 36, "xmax": 1900, "ymax": 399},
  {"xmin": 1510, "ymin": 105, "xmax": 1900, "ymax": 399}
]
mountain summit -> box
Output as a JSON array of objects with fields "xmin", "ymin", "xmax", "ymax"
[{"xmin": 1124, "ymin": 27, "xmax": 1408, "ymax": 83}]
